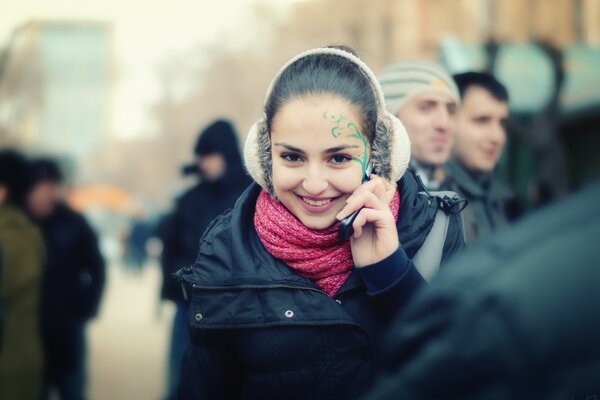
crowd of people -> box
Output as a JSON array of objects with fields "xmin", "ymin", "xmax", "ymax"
[{"xmin": 1, "ymin": 44, "xmax": 598, "ymax": 400}]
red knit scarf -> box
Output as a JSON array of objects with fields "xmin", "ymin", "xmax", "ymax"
[{"xmin": 254, "ymin": 190, "xmax": 401, "ymax": 297}]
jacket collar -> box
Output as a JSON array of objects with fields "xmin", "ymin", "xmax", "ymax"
[
  {"xmin": 445, "ymin": 159, "xmax": 512, "ymax": 201},
  {"xmin": 181, "ymin": 171, "xmax": 435, "ymax": 290}
]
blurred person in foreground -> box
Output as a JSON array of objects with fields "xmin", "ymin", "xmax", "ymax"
[
  {"xmin": 0, "ymin": 149, "xmax": 45, "ymax": 400},
  {"xmin": 160, "ymin": 119, "xmax": 250, "ymax": 400},
  {"xmin": 26, "ymin": 159, "xmax": 105, "ymax": 400},
  {"xmin": 366, "ymin": 179, "xmax": 600, "ymax": 399},
  {"xmin": 379, "ymin": 60, "xmax": 460, "ymax": 190},
  {"xmin": 442, "ymin": 72, "xmax": 512, "ymax": 243}
]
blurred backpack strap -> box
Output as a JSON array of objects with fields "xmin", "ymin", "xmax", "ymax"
[{"xmin": 412, "ymin": 191, "xmax": 465, "ymax": 281}]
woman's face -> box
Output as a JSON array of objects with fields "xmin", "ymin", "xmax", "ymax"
[{"xmin": 271, "ymin": 94, "xmax": 371, "ymax": 230}]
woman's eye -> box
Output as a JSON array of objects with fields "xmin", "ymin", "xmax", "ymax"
[
  {"xmin": 330, "ymin": 155, "xmax": 352, "ymax": 164},
  {"xmin": 281, "ymin": 153, "xmax": 302, "ymax": 163}
]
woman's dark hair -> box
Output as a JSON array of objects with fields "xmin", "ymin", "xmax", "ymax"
[
  {"xmin": 0, "ymin": 149, "xmax": 29, "ymax": 207},
  {"xmin": 264, "ymin": 46, "xmax": 378, "ymax": 142}
]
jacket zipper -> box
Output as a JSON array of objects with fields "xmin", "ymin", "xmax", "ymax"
[
  {"xmin": 173, "ymin": 267, "xmax": 328, "ymax": 299},
  {"xmin": 190, "ymin": 283, "xmax": 328, "ymax": 296}
]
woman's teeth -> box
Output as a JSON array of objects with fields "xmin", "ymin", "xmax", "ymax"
[{"xmin": 302, "ymin": 197, "xmax": 332, "ymax": 207}]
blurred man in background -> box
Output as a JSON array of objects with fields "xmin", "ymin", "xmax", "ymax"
[
  {"xmin": 160, "ymin": 119, "xmax": 250, "ymax": 400},
  {"xmin": 26, "ymin": 158, "xmax": 105, "ymax": 400},
  {"xmin": 0, "ymin": 150, "xmax": 45, "ymax": 400},
  {"xmin": 442, "ymin": 72, "xmax": 512, "ymax": 242},
  {"xmin": 366, "ymin": 179, "xmax": 600, "ymax": 399},
  {"xmin": 379, "ymin": 60, "xmax": 460, "ymax": 190}
]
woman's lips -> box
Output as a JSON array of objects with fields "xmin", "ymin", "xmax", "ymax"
[{"xmin": 295, "ymin": 194, "xmax": 340, "ymax": 213}]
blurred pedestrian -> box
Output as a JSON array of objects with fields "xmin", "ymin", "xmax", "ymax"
[
  {"xmin": 176, "ymin": 46, "xmax": 464, "ymax": 399},
  {"xmin": 26, "ymin": 158, "xmax": 105, "ymax": 400},
  {"xmin": 124, "ymin": 209, "xmax": 152, "ymax": 273},
  {"xmin": 442, "ymin": 72, "xmax": 512, "ymax": 242},
  {"xmin": 379, "ymin": 60, "xmax": 460, "ymax": 190},
  {"xmin": 160, "ymin": 119, "xmax": 251, "ymax": 400},
  {"xmin": 366, "ymin": 179, "xmax": 600, "ymax": 399},
  {"xmin": 0, "ymin": 149, "xmax": 45, "ymax": 400}
]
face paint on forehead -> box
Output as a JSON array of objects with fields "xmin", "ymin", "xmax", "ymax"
[{"xmin": 322, "ymin": 111, "xmax": 370, "ymax": 176}]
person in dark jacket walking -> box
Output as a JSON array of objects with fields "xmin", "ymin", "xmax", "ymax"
[
  {"xmin": 176, "ymin": 46, "xmax": 464, "ymax": 400},
  {"xmin": 25, "ymin": 159, "xmax": 105, "ymax": 400},
  {"xmin": 366, "ymin": 180, "xmax": 600, "ymax": 400},
  {"xmin": 442, "ymin": 72, "xmax": 512, "ymax": 243},
  {"xmin": 160, "ymin": 119, "xmax": 251, "ymax": 400}
]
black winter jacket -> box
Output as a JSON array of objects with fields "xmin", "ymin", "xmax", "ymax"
[
  {"xmin": 36, "ymin": 203, "xmax": 105, "ymax": 368},
  {"xmin": 176, "ymin": 172, "xmax": 464, "ymax": 400},
  {"xmin": 37, "ymin": 203, "xmax": 105, "ymax": 321}
]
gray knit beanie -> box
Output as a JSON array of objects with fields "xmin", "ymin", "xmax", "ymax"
[{"xmin": 379, "ymin": 60, "xmax": 460, "ymax": 115}]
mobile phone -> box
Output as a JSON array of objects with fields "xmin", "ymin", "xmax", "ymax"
[{"xmin": 338, "ymin": 162, "xmax": 372, "ymax": 242}]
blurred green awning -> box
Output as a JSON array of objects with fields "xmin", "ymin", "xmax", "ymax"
[{"xmin": 440, "ymin": 39, "xmax": 600, "ymax": 115}]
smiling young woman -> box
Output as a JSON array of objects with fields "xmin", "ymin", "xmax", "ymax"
[{"xmin": 176, "ymin": 46, "xmax": 465, "ymax": 399}]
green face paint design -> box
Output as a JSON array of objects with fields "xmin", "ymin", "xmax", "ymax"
[{"xmin": 322, "ymin": 111, "xmax": 370, "ymax": 176}]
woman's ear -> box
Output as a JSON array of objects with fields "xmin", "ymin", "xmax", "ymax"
[{"xmin": 244, "ymin": 120, "xmax": 274, "ymax": 195}]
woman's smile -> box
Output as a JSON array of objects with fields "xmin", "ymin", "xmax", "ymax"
[{"xmin": 296, "ymin": 194, "xmax": 342, "ymax": 213}]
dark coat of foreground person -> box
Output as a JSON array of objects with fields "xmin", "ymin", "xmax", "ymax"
[
  {"xmin": 176, "ymin": 172, "xmax": 464, "ymax": 400},
  {"xmin": 366, "ymin": 180, "xmax": 600, "ymax": 400}
]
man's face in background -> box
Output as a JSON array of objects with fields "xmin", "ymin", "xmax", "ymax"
[
  {"xmin": 453, "ymin": 86, "xmax": 509, "ymax": 174},
  {"xmin": 196, "ymin": 153, "xmax": 226, "ymax": 182},
  {"xmin": 396, "ymin": 92, "xmax": 457, "ymax": 167},
  {"xmin": 27, "ymin": 181, "xmax": 62, "ymax": 219}
]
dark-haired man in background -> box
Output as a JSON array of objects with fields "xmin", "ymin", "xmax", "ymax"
[
  {"xmin": 443, "ymin": 72, "xmax": 512, "ymax": 243},
  {"xmin": 26, "ymin": 158, "xmax": 105, "ymax": 400}
]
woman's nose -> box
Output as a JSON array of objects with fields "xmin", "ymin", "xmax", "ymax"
[{"xmin": 302, "ymin": 168, "xmax": 328, "ymax": 195}]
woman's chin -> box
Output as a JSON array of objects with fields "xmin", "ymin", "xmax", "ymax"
[{"xmin": 296, "ymin": 214, "xmax": 338, "ymax": 230}]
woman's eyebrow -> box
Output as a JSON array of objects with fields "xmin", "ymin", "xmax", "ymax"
[
  {"xmin": 273, "ymin": 143, "xmax": 305, "ymax": 153},
  {"xmin": 273, "ymin": 143, "xmax": 360, "ymax": 154},
  {"xmin": 324, "ymin": 145, "xmax": 360, "ymax": 154}
]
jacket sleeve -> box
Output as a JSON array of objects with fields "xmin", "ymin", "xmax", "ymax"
[
  {"xmin": 178, "ymin": 330, "xmax": 241, "ymax": 399},
  {"xmin": 355, "ymin": 247, "xmax": 426, "ymax": 322},
  {"xmin": 74, "ymin": 216, "xmax": 106, "ymax": 319},
  {"xmin": 440, "ymin": 211, "xmax": 466, "ymax": 264},
  {"xmin": 160, "ymin": 200, "xmax": 202, "ymax": 302}
]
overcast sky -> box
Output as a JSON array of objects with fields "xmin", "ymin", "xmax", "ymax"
[{"xmin": 0, "ymin": 0, "xmax": 295, "ymax": 139}]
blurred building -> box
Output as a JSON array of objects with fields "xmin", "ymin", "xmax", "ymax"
[
  {"xmin": 272, "ymin": 0, "xmax": 599, "ymax": 70},
  {"xmin": 0, "ymin": 21, "xmax": 114, "ymax": 166}
]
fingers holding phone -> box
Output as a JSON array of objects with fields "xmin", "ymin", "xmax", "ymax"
[{"xmin": 336, "ymin": 175, "xmax": 399, "ymax": 267}]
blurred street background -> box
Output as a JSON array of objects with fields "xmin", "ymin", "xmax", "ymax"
[
  {"xmin": 87, "ymin": 257, "xmax": 172, "ymax": 400},
  {"xmin": 1, "ymin": 0, "xmax": 600, "ymax": 399}
]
